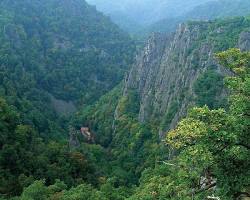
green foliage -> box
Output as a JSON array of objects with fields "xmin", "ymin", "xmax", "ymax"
[
  {"xmin": 1, "ymin": 1, "xmax": 250, "ymax": 199},
  {"xmin": 60, "ymin": 184, "xmax": 106, "ymax": 200},
  {"xmin": 127, "ymin": 48, "xmax": 250, "ymax": 200},
  {"xmin": 17, "ymin": 180, "xmax": 107, "ymax": 200},
  {"xmin": 73, "ymin": 85, "xmax": 123, "ymax": 147},
  {"xmin": 68, "ymin": 17, "xmax": 250, "ymax": 199},
  {"xmin": 160, "ymin": 101, "xmax": 179, "ymax": 130},
  {"xmin": 194, "ymin": 69, "xmax": 226, "ymax": 108},
  {"xmin": 206, "ymin": 17, "xmax": 250, "ymax": 51},
  {"xmin": 186, "ymin": 17, "xmax": 250, "ymax": 54},
  {"xmin": 0, "ymin": 1, "xmax": 135, "ymax": 196},
  {"xmin": 116, "ymin": 90, "xmax": 140, "ymax": 117},
  {"xmin": 164, "ymin": 49, "xmax": 250, "ymax": 199},
  {"xmin": 0, "ymin": 97, "xmax": 105, "ymax": 197},
  {"xmin": 20, "ymin": 180, "xmax": 49, "ymax": 200},
  {"xmin": 73, "ymin": 85, "xmax": 167, "ymax": 190},
  {"xmin": 0, "ymin": 0, "xmax": 135, "ymax": 138}
]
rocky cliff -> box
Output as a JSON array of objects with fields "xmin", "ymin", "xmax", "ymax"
[{"xmin": 119, "ymin": 18, "xmax": 250, "ymax": 137}]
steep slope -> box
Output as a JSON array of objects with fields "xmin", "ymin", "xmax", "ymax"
[
  {"xmin": 0, "ymin": 0, "xmax": 135, "ymax": 137},
  {"xmin": 10, "ymin": 48, "xmax": 250, "ymax": 200},
  {"xmin": 128, "ymin": 48, "xmax": 250, "ymax": 200},
  {"xmin": 74, "ymin": 17, "xmax": 250, "ymax": 193},
  {"xmin": 123, "ymin": 17, "xmax": 250, "ymax": 135}
]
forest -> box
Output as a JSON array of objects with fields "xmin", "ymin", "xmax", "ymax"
[{"xmin": 0, "ymin": 0, "xmax": 249, "ymax": 200}]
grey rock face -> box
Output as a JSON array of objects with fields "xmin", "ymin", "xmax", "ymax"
[
  {"xmin": 120, "ymin": 22, "xmax": 250, "ymax": 138},
  {"xmin": 123, "ymin": 33, "xmax": 169, "ymax": 121},
  {"xmin": 238, "ymin": 31, "xmax": 250, "ymax": 51}
]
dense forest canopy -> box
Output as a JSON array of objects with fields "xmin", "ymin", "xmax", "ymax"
[
  {"xmin": 0, "ymin": 0, "xmax": 249, "ymax": 199},
  {"xmin": 0, "ymin": 0, "xmax": 136, "ymax": 197},
  {"xmin": 0, "ymin": 0, "xmax": 135, "ymax": 103},
  {"xmin": 0, "ymin": 0, "xmax": 135, "ymax": 138}
]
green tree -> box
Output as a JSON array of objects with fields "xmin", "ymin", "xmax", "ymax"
[
  {"xmin": 165, "ymin": 49, "xmax": 250, "ymax": 199},
  {"xmin": 20, "ymin": 181, "xmax": 49, "ymax": 200}
]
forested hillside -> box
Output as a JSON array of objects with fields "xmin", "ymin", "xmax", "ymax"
[
  {"xmin": 3, "ymin": 36, "xmax": 249, "ymax": 200},
  {"xmin": 70, "ymin": 17, "xmax": 250, "ymax": 200},
  {"xmin": 0, "ymin": 0, "xmax": 135, "ymax": 197},
  {"xmin": 0, "ymin": 0, "xmax": 135, "ymax": 137}
]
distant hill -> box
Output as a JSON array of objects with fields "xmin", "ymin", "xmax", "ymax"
[
  {"xmin": 143, "ymin": 0, "xmax": 250, "ymax": 35},
  {"xmin": 86, "ymin": 0, "xmax": 212, "ymax": 32},
  {"xmin": 186, "ymin": 0, "xmax": 250, "ymax": 20}
]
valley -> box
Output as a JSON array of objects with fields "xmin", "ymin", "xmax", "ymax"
[{"xmin": 0, "ymin": 0, "xmax": 249, "ymax": 200}]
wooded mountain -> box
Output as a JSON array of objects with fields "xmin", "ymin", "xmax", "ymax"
[
  {"xmin": 0, "ymin": 1, "xmax": 249, "ymax": 200},
  {"xmin": 0, "ymin": 0, "xmax": 135, "ymax": 196},
  {"xmin": 0, "ymin": 0, "xmax": 135, "ymax": 137},
  {"xmin": 73, "ymin": 16, "xmax": 250, "ymax": 199}
]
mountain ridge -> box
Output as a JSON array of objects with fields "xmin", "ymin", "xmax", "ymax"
[
  {"xmin": 143, "ymin": 0, "xmax": 250, "ymax": 36},
  {"xmin": 86, "ymin": 0, "xmax": 212, "ymax": 32}
]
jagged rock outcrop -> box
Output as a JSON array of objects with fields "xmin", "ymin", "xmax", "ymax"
[{"xmin": 120, "ymin": 20, "xmax": 250, "ymax": 137}]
